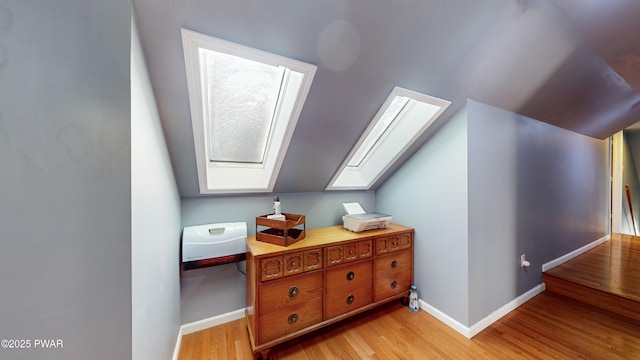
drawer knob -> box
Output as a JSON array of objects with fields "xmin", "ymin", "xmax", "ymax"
[
  {"xmin": 391, "ymin": 280, "xmax": 398, "ymax": 289},
  {"xmin": 346, "ymin": 294, "xmax": 355, "ymax": 304},
  {"xmin": 346, "ymin": 271, "xmax": 355, "ymax": 281},
  {"xmin": 288, "ymin": 313, "xmax": 298, "ymax": 324},
  {"xmin": 288, "ymin": 286, "xmax": 299, "ymax": 298},
  {"xmin": 391, "ymin": 260, "xmax": 397, "ymax": 268}
]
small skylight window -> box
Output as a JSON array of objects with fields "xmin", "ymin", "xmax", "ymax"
[
  {"xmin": 327, "ymin": 86, "xmax": 451, "ymax": 190},
  {"xmin": 182, "ymin": 29, "xmax": 317, "ymax": 194}
]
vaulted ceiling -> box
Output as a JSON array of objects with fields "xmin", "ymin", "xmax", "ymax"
[{"xmin": 133, "ymin": 0, "xmax": 640, "ymax": 197}]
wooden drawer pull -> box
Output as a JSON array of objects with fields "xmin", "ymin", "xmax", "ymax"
[
  {"xmin": 346, "ymin": 294, "xmax": 355, "ymax": 304},
  {"xmin": 346, "ymin": 271, "xmax": 355, "ymax": 281},
  {"xmin": 288, "ymin": 286, "xmax": 299, "ymax": 298},
  {"xmin": 391, "ymin": 280, "xmax": 398, "ymax": 289},
  {"xmin": 288, "ymin": 313, "xmax": 298, "ymax": 324},
  {"xmin": 391, "ymin": 260, "xmax": 398, "ymax": 268}
]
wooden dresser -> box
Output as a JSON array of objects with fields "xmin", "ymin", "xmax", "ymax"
[{"xmin": 245, "ymin": 224, "xmax": 414, "ymax": 359}]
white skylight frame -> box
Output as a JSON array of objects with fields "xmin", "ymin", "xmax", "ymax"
[
  {"xmin": 182, "ymin": 28, "xmax": 317, "ymax": 194},
  {"xmin": 327, "ymin": 86, "xmax": 451, "ymax": 190}
]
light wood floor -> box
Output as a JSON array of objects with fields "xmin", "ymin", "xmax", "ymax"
[
  {"xmin": 178, "ymin": 292, "xmax": 640, "ymax": 359},
  {"xmin": 544, "ymin": 233, "xmax": 640, "ymax": 302}
]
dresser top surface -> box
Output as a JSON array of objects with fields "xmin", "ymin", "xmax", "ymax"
[{"xmin": 247, "ymin": 224, "xmax": 413, "ymax": 257}]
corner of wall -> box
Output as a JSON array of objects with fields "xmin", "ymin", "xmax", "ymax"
[
  {"xmin": 377, "ymin": 103, "xmax": 471, "ymax": 326},
  {"xmin": 465, "ymin": 100, "xmax": 609, "ymax": 325},
  {"xmin": 131, "ymin": 12, "xmax": 182, "ymax": 360}
]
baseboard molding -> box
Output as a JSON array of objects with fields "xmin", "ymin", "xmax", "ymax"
[
  {"xmin": 419, "ymin": 299, "xmax": 472, "ymax": 338},
  {"xmin": 467, "ymin": 283, "xmax": 545, "ymax": 337},
  {"xmin": 172, "ymin": 308, "xmax": 246, "ymax": 359},
  {"xmin": 419, "ymin": 283, "xmax": 545, "ymax": 339},
  {"xmin": 542, "ymin": 234, "xmax": 610, "ymax": 272},
  {"xmin": 180, "ymin": 308, "xmax": 246, "ymax": 335},
  {"xmin": 171, "ymin": 327, "xmax": 183, "ymax": 360}
]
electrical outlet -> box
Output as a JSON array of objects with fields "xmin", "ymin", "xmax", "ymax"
[{"xmin": 520, "ymin": 254, "xmax": 530, "ymax": 267}]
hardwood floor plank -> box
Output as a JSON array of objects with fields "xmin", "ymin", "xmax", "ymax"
[
  {"xmin": 327, "ymin": 332, "xmax": 367, "ymax": 359},
  {"xmin": 298, "ymin": 335, "xmax": 334, "ymax": 359},
  {"xmin": 233, "ymin": 318, "xmax": 254, "ymax": 360},
  {"xmin": 199, "ymin": 326, "xmax": 210, "ymax": 360},
  {"xmin": 486, "ymin": 315, "xmax": 585, "ymax": 359},
  {"xmin": 194, "ymin": 332, "xmax": 204, "ymax": 360},
  {"xmin": 178, "ymin": 330, "xmax": 194, "ymax": 360},
  {"xmin": 343, "ymin": 329, "xmax": 378, "ymax": 358},
  {"xmin": 270, "ymin": 343, "xmax": 308, "ymax": 360},
  {"xmin": 223, "ymin": 322, "xmax": 236, "ymax": 359}
]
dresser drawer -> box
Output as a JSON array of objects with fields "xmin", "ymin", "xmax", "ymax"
[
  {"xmin": 261, "ymin": 249, "xmax": 323, "ymax": 282},
  {"xmin": 374, "ymin": 250, "xmax": 412, "ymax": 301},
  {"xmin": 325, "ymin": 285, "xmax": 372, "ymax": 319},
  {"xmin": 359, "ymin": 240, "xmax": 373, "ymax": 258},
  {"xmin": 259, "ymin": 270, "xmax": 323, "ymax": 314},
  {"xmin": 399, "ymin": 232, "xmax": 412, "ymax": 250},
  {"xmin": 324, "ymin": 283, "xmax": 372, "ymax": 319},
  {"xmin": 303, "ymin": 249, "xmax": 323, "ymax": 271},
  {"xmin": 258, "ymin": 297, "xmax": 322, "ymax": 344},
  {"xmin": 375, "ymin": 235, "xmax": 399, "ymax": 255},
  {"xmin": 325, "ymin": 259, "xmax": 372, "ymax": 292},
  {"xmin": 283, "ymin": 253, "xmax": 304, "ymax": 277},
  {"xmin": 260, "ymin": 256, "xmax": 284, "ymax": 282},
  {"xmin": 324, "ymin": 260, "xmax": 372, "ymax": 319},
  {"xmin": 326, "ymin": 239, "xmax": 373, "ymax": 267},
  {"xmin": 375, "ymin": 232, "xmax": 412, "ymax": 255},
  {"xmin": 326, "ymin": 245, "xmax": 344, "ymax": 267}
]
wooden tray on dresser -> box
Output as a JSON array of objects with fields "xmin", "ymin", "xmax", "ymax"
[{"xmin": 255, "ymin": 213, "xmax": 306, "ymax": 247}]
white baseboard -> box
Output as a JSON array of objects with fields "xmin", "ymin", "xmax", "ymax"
[
  {"xmin": 467, "ymin": 283, "xmax": 544, "ymax": 337},
  {"xmin": 171, "ymin": 327, "xmax": 183, "ymax": 360},
  {"xmin": 541, "ymin": 234, "xmax": 610, "ymax": 272},
  {"xmin": 419, "ymin": 283, "xmax": 545, "ymax": 339},
  {"xmin": 419, "ymin": 299, "xmax": 472, "ymax": 338},
  {"xmin": 172, "ymin": 308, "xmax": 246, "ymax": 359},
  {"xmin": 180, "ymin": 308, "xmax": 246, "ymax": 335}
]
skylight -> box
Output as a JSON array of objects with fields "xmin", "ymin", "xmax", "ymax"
[
  {"xmin": 182, "ymin": 29, "xmax": 317, "ymax": 194},
  {"xmin": 204, "ymin": 50, "xmax": 285, "ymax": 164},
  {"xmin": 327, "ymin": 87, "xmax": 451, "ymax": 190}
]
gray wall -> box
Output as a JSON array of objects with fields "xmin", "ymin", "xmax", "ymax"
[
  {"xmin": 131, "ymin": 14, "xmax": 182, "ymax": 360},
  {"xmin": 377, "ymin": 106, "xmax": 471, "ymax": 326},
  {"xmin": 621, "ymin": 132, "xmax": 640, "ymax": 235},
  {"xmin": 466, "ymin": 100, "xmax": 609, "ymax": 325},
  {"xmin": 180, "ymin": 191, "xmax": 374, "ymax": 324},
  {"xmin": 0, "ymin": 1, "xmax": 132, "ymax": 360},
  {"xmin": 377, "ymin": 100, "xmax": 609, "ymax": 328}
]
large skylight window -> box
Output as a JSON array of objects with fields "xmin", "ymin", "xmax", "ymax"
[
  {"xmin": 182, "ymin": 29, "xmax": 316, "ymax": 194},
  {"xmin": 327, "ymin": 87, "xmax": 451, "ymax": 190},
  {"xmin": 204, "ymin": 50, "xmax": 285, "ymax": 164}
]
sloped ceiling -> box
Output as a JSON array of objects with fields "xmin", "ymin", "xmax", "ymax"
[{"xmin": 133, "ymin": 0, "xmax": 640, "ymax": 197}]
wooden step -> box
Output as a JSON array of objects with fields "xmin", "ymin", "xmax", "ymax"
[
  {"xmin": 543, "ymin": 233, "xmax": 640, "ymax": 321},
  {"xmin": 544, "ymin": 273, "xmax": 640, "ymax": 321}
]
